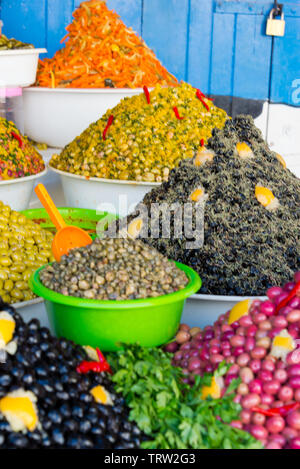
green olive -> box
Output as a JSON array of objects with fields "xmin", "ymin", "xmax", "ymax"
[
  {"xmin": 14, "ymin": 281, "xmax": 27, "ymax": 291},
  {"xmin": 4, "ymin": 279, "xmax": 14, "ymax": 292},
  {"xmin": 0, "ymin": 257, "xmax": 12, "ymax": 267},
  {"xmin": 10, "ymin": 289, "xmax": 24, "ymax": 301}
]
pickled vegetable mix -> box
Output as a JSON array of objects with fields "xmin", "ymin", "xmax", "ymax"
[
  {"xmin": 36, "ymin": 0, "xmax": 178, "ymax": 89},
  {"xmin": 50, "ymin": 83, "xmax": 227, "ymax": 182},
  {"xmin": 0, "ymin": 118, "xmax": 45, "ymax": 180},
  {"xmin": 0, "ymin": 34, "xmax": 34, "ymax": 50}
]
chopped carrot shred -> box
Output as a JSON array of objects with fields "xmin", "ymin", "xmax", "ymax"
[{"xmin": 36, "ymin": 0, "xmax": 178, "ymax": 89}]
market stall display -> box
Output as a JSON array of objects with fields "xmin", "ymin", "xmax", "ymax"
[
  {"xmin": 0, "ymin": 118, "xmax": 47, "ymax": 210},
  {"xmin": 49, "ymin": 82, "xmax": 227, "ymax": 182},
  {"xmin": 118, "ymin": 115, "xmax": 300, "ymax": 296},
  {"xmin": 30, "ymin": 237, "xmax": 201, "ymax": 350},
  {"xmin": 0, "ymin": 117, "xmax": 45, "ymax": 180},
  {"xmin": 0, "ymin": 301, "xmax": 144, "ymax": 449},
  {"xmin": 0, "ymin": 201, "xmax": 54, "ymax": 304},
  {"xmin": 36, "ymin": 0, "xmax": 177, "ymax": 89},
  {"xmin": 167, "ymin": 272, "xmax": 300, "ymax": 449}
]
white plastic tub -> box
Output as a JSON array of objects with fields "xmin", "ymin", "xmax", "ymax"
[
  {"xmin": 182, "ymin": 293, "xmax": 267, "ymax": 328},
  {"xmin": 0, "ymin": 49, "xmax": 47, "ymax": 87},
  {"xmin": 14, "ymin": 298, "xmax": 49, "ymax": 328},
  {"xmin": 49, "ymin": 166, "xmax": 159, "ymax": 216},
  {"xmin": 0, "ymin": 168, "xmax": 48, "ymax": 211},
  {"xmin": 23, "ymin": 87, "xmax": 145, "ymax": 148}
]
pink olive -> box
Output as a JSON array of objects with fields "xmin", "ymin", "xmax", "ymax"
[
  {"xmin": 250, "ymin": 424, "xmax": 268, "ymax": 441},
  {"xmin": 262, "ymin": 359, "xmax": 275, "ymax": 373},
  {"xmin": 263, "ymin": 379, "xmax": 281, "ymax": 395},
  {"xmin": 287, "ymin": 310, "xmax": 300, "ymax": 323},
  {"xmin": 241, "ymin": 393, "xmax": 260, "ymax": 409},
  {"xmin": 249, "ymin": 379, "xmax": 263, "ymax": 394},
  {"xmin": 237, "ymin": 353, "xmax": 250, "ymax": 367},
  {"xmin": 266, "ymin": 416, "xmax": 285, "ymax": 434},
  {"xmin": 240, "ymin": 367, "xmax": 254, "ymax": 384},
  {"xmin": 274, "ymin": 368, "xmax": 288, "ymax": 383},
  {"xmin": 251, "ymin": 347, "xmax": 267, "ymax": 360},
  {"xmin": 240, "ymin": 409, "xmax": 252, "ymax": 424},
  {"xmin": 278, "ymin": 385, "xmax": 294, "ymax": 402},
  {"xmin": 252, "ymin": 412, "xmax": 266, "ymax": 426}
]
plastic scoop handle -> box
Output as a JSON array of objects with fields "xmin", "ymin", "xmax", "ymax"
[{"xmin": 35, "ymin": 184, "xmax": 66, "ymax": 231}]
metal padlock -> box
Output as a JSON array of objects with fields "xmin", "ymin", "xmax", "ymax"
[{"xmin": 266, "ymin": 8, "xmax": 285, "ymax": 36}]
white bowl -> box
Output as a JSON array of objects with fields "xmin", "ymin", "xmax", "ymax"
[
  {"xmin": 182, "ymin": 293, "xmax": 267, "ymax": 328},
  {"xmin": 49, "ymin": 166, "xmax": 159, "ymax": 216},
  {"xmin": 0, "ymin": 168, "xmax": 48, "ymax": 211},
  {"xmin": 0, "ymin": 49, "xmax": 47, "ymax": 87},
  {"xmin": 14, "ymin": 297, "xmax": 49, "ymax": 328},
  {"xmin": 23, "ymin": 87, "xmax": 145, "ymax": 148}
]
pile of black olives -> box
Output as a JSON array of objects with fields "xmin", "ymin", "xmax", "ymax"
[
  {"xmin": 0, "ymin": 301, "xmax": 144, "ymax": 449},
  {"xmin": 121, "ymin": 115, "xmax": 300, "ymax": 296}
]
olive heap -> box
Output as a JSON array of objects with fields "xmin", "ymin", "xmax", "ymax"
[
  {"xmin": 0, "ymin": 201, "xmax": 54, "ymax": 303},
  {"xmin": 0, "ymin": 301, "xmax": 144, "ymax": 449},
  {"xmin": 120, "ymin": 115, "xmax": 300, "ymax": 296},
  {"xmin": 50, "ymin": 82, "xmax": 227, "ymax": 182},
  {"xmin": 40, "ymin": 237, "xmax": 188, "ymax": 300},
  {"xmin": 166, "ymin": 272, "xmax": 300, "ymax": 449}
]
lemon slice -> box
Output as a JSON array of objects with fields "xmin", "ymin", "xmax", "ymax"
[
  {"xmin": 0, "ymin": 389, "xmax": 38, "ymax": 432},
  {"xmin": 228, "ymin": 299, "xmax": 252, "ymax": 325},
  {"xmin": 201, "ymin": 376, "xmax": 223, "ymax": 399},
  {"xmin": 90, "ymin": 385, "xmax": 113, "ymax": 405},
  {"xmin": 0, "ymin": 311, "xmax": 15, "ymax": 347}
]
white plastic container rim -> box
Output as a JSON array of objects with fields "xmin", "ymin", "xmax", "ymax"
[
  {"xmin": 23, "ymin": 86, "xmax": 148, "ymax": 94},
  {"xmin": 0, "ymin": 48, "xmax": 47, "ymax": 57},
  {"xmin": 49, "ymin": 165, "xmax": 161, "ymax": 187},
  {"xmin": 191, "ymin": 293, "xmax": 267, "ymax": 301},
  {"xmin": 0, "ymin": 168, "xmax": 48, "ymax": 186}
]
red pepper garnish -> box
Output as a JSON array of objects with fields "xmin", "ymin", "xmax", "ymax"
[
  {"xmin": 275, "ymin": 280, "xmax": 300, "ymax": 314},
  {"xmin": 76, "ymin": 347, "xmax": 112, "ymax": 375},
  {"xmin": 102, "ymin": 115, "xmax": 114, "ymax": 140},
  {"xmin": 252, "ymin": 402, "xmax": 300, "ymax": 417},
  {"xmin": 200, "ymin": 139, "xmax": 204, "ymax": 147},
  {"xmin": 173, "ymin": 106, "xmax": 184, "ymax": 120},
  {"xmin": 196, "ymin": 89, "xmax": 210, "ymax": 111},
  {"xmin": 11, "ymin": 131, "xmax": 24, "ymax": 149},
  {"xmin": 143, "ymin": 85, "xmax": 151, "ymax": 104}
]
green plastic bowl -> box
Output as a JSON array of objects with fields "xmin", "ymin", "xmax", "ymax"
[
  {"xmin": 21, "ymin": 207, "xmax": 117, "ymax": 239},
  {"xmin": 30, "ymin": 263, "xmax": 201, "ymax": 351}
]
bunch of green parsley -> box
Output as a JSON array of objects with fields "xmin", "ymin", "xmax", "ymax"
[{"xmin": 108, "ymin": 345, "xmax": 262, "ymax": 449}]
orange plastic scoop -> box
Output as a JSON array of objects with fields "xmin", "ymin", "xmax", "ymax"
[{"xmin": 35, "ymin": 184, "xmax": 92, "ymax": 262}]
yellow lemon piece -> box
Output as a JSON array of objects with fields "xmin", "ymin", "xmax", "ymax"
[
  {"xmin": 194, "ymin": 149, "xmax": 215, "ymax": 166},
  {"xmin": 90, "ymin": 385, "xmax": 113, "ymax": 406},
  {"xmin": 0, "ymin": 311, "xmax": 15, "ymax": 346},
  {"xmin": 190, "ymin": 187, "xmax": 206, "ymax": 202},
  {"xmin": 127, "ymin": 218, "xmax": 143, "ymax": 239},
  {"xmin": 0, "ymin": 389, "xmax": 38, "ymax": 432},
  {"xmin": 275, "ymin": 153, "xmax": 287, "ymax": 168},
  {"xmin": 255, "ymin": 185, "xmax": 279, "ymax": 211},
  {"xmin": 228, "ymin": 299, "xmax": 252, "ymax": 325},
  {"xmin": 201, "ymin": 376, "xmax": 223, "ymax": 400},
  {"xmin": 236, "ymin": 142, "xmax": 254, "ymax": 159},
  {"xmin": 271, "ymin": 330, "xmax": 296, "ymax": 360},
  {"xmin": 111, "ymin": 44, "xmax": 120, "ymax": 53},
  {"xmin": 83, "ymin": 345, "xmax": 99, "ymax": 362}
]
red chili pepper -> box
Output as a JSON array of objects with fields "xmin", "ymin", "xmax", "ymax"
[
  {"xmin": 196, "ymin": 89, "xmax": 210, "ymax": 111},
  {"xmin": 275, "ymin": 280, "xmax": 300, "ymax": 314},
  {"xmin": 143, "ymin": 85, "xmax": 151, "ymax": 104},
  {"xmin": 102, "ymin": 115, "xmax": 114, "ymax": 140},
  {"xmin": 11, "ymin": 131, "xmax": 24, "ymax": 149},
  {"xmin": 252, "ymin": 402, "xmax": 300, "ymax": 417},
  {"xmin": 173, "ymin": 106, "xmax": 184, "ymax": 120},
  {"xmin": 76, "ymin": 347, "xmax": 112, "ymax": 375},
  {"xmin": 200, "ymin": 139, "xmax": 204, "ymax": 147}
]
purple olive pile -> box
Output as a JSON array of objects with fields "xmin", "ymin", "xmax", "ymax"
[
  {"xmin": 166, "ymin": 272, "xmax": 300, "ymax": 449},
  {"xmin": 0, "ymin": 301, "xmax": 144, "ymax": 449}
]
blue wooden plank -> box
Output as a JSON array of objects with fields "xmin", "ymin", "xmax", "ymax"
[
  {"xmin": 1, "ymin": 0, "xmax": 46, "ymax": 48},
  {"xmin": 233, "ymin": 13, "xmax": 272, "ymax": 100},
  {"xmin": 187, "ymin": 0, "xmax": 214, "ymax": 93},
  {"xmin": 215, "ymin": 0, "xmax": 300, "ymax": 16},
  {"xmin": 210, "ymin": 13, "xmax": 235, "ymax": 96},
  {"xmin": 46, "ymin": 0, "xmax": 74, "ymax": 58},
  {"xmin": 143, "ymin": 0, "xmax": 189, "ymax": 82},
  {"xmin": 271, "ymin": 16, "xmax": 300, "ymax": 106}
]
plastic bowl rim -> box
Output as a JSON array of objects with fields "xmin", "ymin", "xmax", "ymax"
[
  {"xmin": 0, "ymin": 167, "xmax": 48, "ymax": 186},
  {"xmin": 23, "ymin": 86, "xmax": 150, "ymax": 94},
  {"xmin": 0, "ymin": 48, "xmax": 47, "ymax": 56},
  {"xmin": 30, "ymin": 261, "xmax": 202, "ymax": 310},
  {"xmin": 190, "ymin": 293, "xmax": 268, "ymax": 301},
  {"xmin": 49, "ymin": 165, "xmax": 161, "ymax": 186}
]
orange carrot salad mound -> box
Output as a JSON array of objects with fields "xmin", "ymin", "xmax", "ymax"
[{"xmin": 36, "ymin": 0, "xmax": 178, "ymax": 89}]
